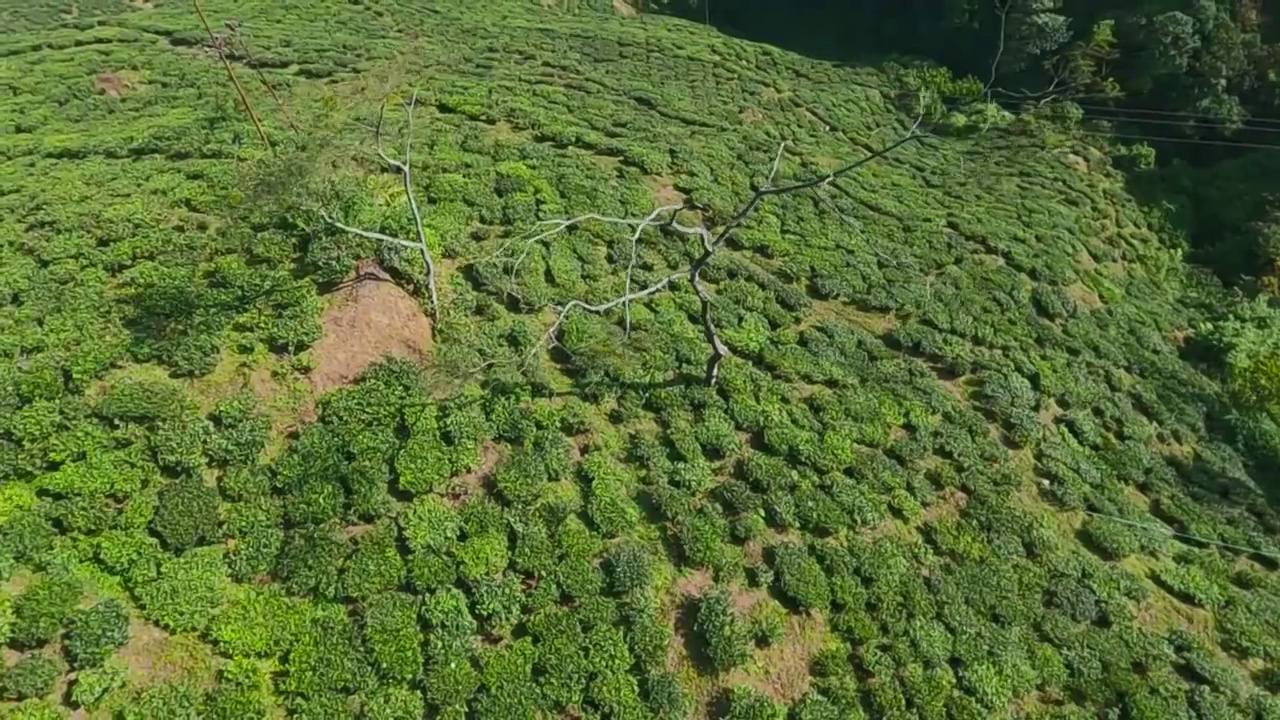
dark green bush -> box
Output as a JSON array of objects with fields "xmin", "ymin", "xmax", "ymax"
[
  {"xmin": 63, "ymin": 600, "xmax": 129, "ymax": 669},
  {"xmin": 10, "ymin": 575, "xmax": 80, "ymax": 649},
  {"xmin": 151, "ymin": 477, "xmax": 220, "ymax": 552},
  {"xmin": 694, "ymin": 588, "xmax": 750, "ymax": 673},
  {"xmin": 1, "ymin": 655, "xmax": 64, "ymax": 700}
]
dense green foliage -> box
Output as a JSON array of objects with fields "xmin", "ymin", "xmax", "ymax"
[{"xmin": 1, "ymin": 0, "xmax": 1278, "ymax": 717}]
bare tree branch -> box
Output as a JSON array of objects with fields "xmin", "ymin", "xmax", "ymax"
[
  {"xmin": 509, "ymin": 116, "xmax": 925, "ymax": 386},
  {"xmin": 326, "ymin": 92, "xmax": 440, "ymax": 319},
  {"xmin": 986, "ymin": 0, "xmax": 1012, "ymax": 97}
]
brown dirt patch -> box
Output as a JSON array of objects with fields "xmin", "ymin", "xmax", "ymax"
[
  {"xmin": 643, "ymin": 176, "xmax": 686, "ymax": 207},
  {"xmin": 1064, "ymin": 281, "xmax": 1103, "ymax": 310},
  {"xmin": 1075, "ymin": 249, "xmax": 1098, "ymax": 271},
  {"xmin": 672, "ymin": 569, "xmax": 714, "ymax": 598},
  {"xmin": 723, "ymin": 613, "xmax": 828, "ymax": 705},
  {"xmin": 729, "ymin": 586, "xmax": 769, "ymax": 616},
  {"xmin": 920, "ymin": 487, "xmax": 968, "ymax": 524},
  {"xmin": 308, "ymin": 259, "xmax": 432, "ymax": 396},
  {"xmin": 1061, "ymin": 153, "xmax": 1090, "ymax": 173},
  {"xmin": 612, "ymin": 0, "xmax": 638, "ymax": 16},
  {"xmin": 93, "ymin": 72, "xmax": 142, "ymax": 98},
  {"xmin": 449, "ymin": 442, "xmax": 502, "ymax": 503},
  {"xmin": 118, "ymin": 619, "xmax": 217, "ymax": 689}
]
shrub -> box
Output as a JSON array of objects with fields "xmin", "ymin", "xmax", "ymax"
[
  {"xmin": 1, "ymin": 655, "xmax": 64, "ymax": 700},
  {"xmin": 771, "ymin": 543, "xmax": 831, "ymax": 612},
  {"xmin": 63, "ymin": 600, "xmax": 129, "ymax": 669},
  {"xmin": 281, "ymin": 604, "xmax": 373, "ymax": 697},
  {"xmin": 398, "ymin": 495, "xmax": 459, "ymax": 554},
  {"xmin": 134, "ymin": 546, "xmax": 228, "ymax": 633},
  {"xmin": 361, "ymin": 685, "xmax": 425, "ymax": 720},
  {"xmin": 723, "ymin": 685, "xmax": 786, "ymax": 720},
  {"xmin": 694, "ymin": 589, "xmax": 750, "ymax": 673},
  {"xmin": 121, "ymin": 681, "xmax": 205, "ymax": 720},
  {"xmin": 206, "ymin": 392, "xmax": 270, "ymax": 467},
  {"xmin": 607, "ymin": 541, "xmax": 655, "ymax": 595},
  {"xmin": 151, "ymin": 477, "xmax": 220, "ymax": 552},
  {"xmin": 362, "ymin": 592, "xmax": 424, "ymax": 683},
  {"xmin": 69, "ymin": 663, "xmax": 127, "ymax": 711},
  {"xmin": 10, "ymin": 575, "xmax": 80, "ymax": 649},
  {"xmin": 747, "ymin": 598, "xmax": 787, "ymax": 647},
  {"xmin": 204, "ymin": 659, "xmax": 272, "ymax": 720},
  {"xmin": 340, "ymin": 521, "xmax": 404, "ymax": 601},
  {"xmin": 208, "ymin": 585, "xmax": 308, "ymax": 659},
  {"xmin": 276, "ymin": 523, "xmax": 349, "ymax": 600},
  {"xmin": 644, "ymin": 671, "xmax": 690, "ymax": 720}
]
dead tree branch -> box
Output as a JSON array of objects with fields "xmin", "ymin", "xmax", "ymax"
[
  {"xmin": 510, "ymin": 116, "xmax": 924, "ymax": 386},
  {"xmin": 326, "ymin": 92, "xmax": 440, "ymax": 319},
  {"xmin": 193, "ymin": 0, "xmax": 271, "ymax": 152}
]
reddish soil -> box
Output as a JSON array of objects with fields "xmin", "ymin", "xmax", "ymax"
[{"xmin": 308, "ymin": 259, "xmax": 432, "ymax": 396}]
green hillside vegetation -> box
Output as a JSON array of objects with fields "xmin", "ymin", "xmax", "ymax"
[{"xmin": 2, "ymin": 0, "xmax": 1279, "ymax": 718}]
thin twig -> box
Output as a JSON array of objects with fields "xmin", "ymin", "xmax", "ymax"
[{"xmin": 986, "ymin": 0, "xmax": 1011, "ymax": 97}]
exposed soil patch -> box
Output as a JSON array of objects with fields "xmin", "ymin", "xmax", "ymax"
[
  {"xmin": 117, "ymin": 619, "xmax": 216, "ymax": 689},
  {"xmin": 612, "ymin": 0, "xmax": 638, "ymax": 16},
  {"xmin": 920, "ymin": 487, "xmax": 969, "ymax": 524},
  {"xmin": 1075, "ymin": 249, "xmax": 1098, "ymax": 271},
  {"xmin": 723, "ymin": 613, "xmax": 827, "ymax": 705},
  {"xmin": 672, "ymin": 568, "xmax": 714, "ymax": 598},
  {"xmin": 1065, "ymin": 281, "xmax": 1103, "ymax": 310},
  {"xmin": 93, "ymin": 72, "xmax": 142, "ymax": 98},
  {"xmin": 450, "ymin": 441, "xmax": 502, "ymax": 503},
  {"xmin": 643, "ymin": 176, "xmax": 686, "ymax": 207},
  {"xmin": 308, "ymin": 259, "xmax": 432, "ymax": 396}
]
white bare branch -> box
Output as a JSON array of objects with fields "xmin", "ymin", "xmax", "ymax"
[
  {"xmin": 507, "ymin": 114, "xmax": 926, "ymax": 386},
  {"xmin": 328, "ymin": 91, "xmax": 440, "ymax": 319}
]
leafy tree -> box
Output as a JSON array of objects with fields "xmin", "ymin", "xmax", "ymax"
[
  {"xmin": 694, "ymin": 588, "xmax": 750, "ymax": 673},
  {"xmin": 1, "ymin": 655, "xmax": 64, "ymax": 700},
  {"xmin": 362, "ymin": 592, "xmax": 423, "ymax": 684},
  {"xmin": 63, "ymin": 600, "xmax": 129, "ymax": 669},
  {"xmin": 151, "ymin": 477, "xmax": 220, "ymax": 552}
]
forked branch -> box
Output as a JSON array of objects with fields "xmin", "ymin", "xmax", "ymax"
[
  {"xmin": 325, "ymin": 92, "xmax": 440, "ymax": 319},
  {"xmin": 509, "ymin": 116, "xmax": 926, "ymax": 386}
]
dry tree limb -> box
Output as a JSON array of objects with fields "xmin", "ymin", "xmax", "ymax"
[
  {"xmin": 325, "ymin": 91, "xmax": 440, "ymax": 319},
  {"xmin": 193, "ymin": 0, "xmax": 271, "ymax": 152},
  {"xmin": 512, "ymin": 115, "xmax": 925, "ymax": 386}
]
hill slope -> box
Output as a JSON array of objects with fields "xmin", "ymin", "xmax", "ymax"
[{"xmin": 1, "ymin": 1, "xmax": 1278, "ymax": 718}]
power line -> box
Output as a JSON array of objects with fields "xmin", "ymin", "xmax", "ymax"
[
  {"xmin": 939, "ymin": 92, "xmax": 1280, "ymax": 127},
  {"xmin": 942, "ymin": 99, "xmax": 1280, "ymax": 135},
  {"xmin": 1082, "ymin": 509, "xmax": 1280, "ymax": 559},
  {"xmin": 1075, "ymin": 130, "xmax": 1280, "ymax": 151}
]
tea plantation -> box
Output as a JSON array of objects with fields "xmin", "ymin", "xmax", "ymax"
[{"xmin": 1, "ymin": 0, "xmax": 1278, "ymax": 718}]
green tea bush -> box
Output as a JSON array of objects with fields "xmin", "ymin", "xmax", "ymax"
[
  {"xmin": 694, "ymin": 588, "xmax": 750, "ymax": 673},
  {"xmin": 151, "ymin": 477, "xmax": 220, "ymax": 552},
  {"xmin": 1, "ymin": 655, "xmax": 64, "ymax": 700},
  {"xmin": 10, "ymin": 575, "xmax": 80, "ymax": 649},
  {"xmin": 63, "ymin": 600, "xmax": 129, "ymax": 669}
]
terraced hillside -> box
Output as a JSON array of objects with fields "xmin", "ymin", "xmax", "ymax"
[{"xmin": 2, "ymin": 1, "xmax": 1278, "ymax": 718}]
